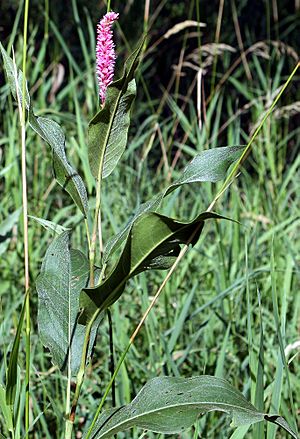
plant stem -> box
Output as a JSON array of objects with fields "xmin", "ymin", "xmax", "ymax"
[
  {"xmin": 143, "ymin": 0, "xmax": 150, "ymax": 34},
  {"xmin": 98, "ymin": 209, "xmax": 104, "ymax": 257},
  {"xmin": 21, "ymin": 0, "xmax": 30, "ymax": 436},
  {"xmin": 66, "ymin": 311, "xmax": 99, "ymax": 438},
  {"xmin": 66, "ymin": 181, "xmax": 104, "ymax": 436},
  {"xmin": 84, "ymin": 61, "xmax": 300, "ymax": 438},
  {"xmin": 85, "ymin": 218, "xmax": 92, "ymax": 252},
  {"xmin": 44, "ymin": 0, "xmax": 49, "ymax": 39},
  {"xmin": 85, "ymin": 227, "xmax": 200, "ymax": 438},
  {"xmin": 107, "ymin": 309, "xmax": 116, "ymax": 407},
  {"xmin": 210, "ymin": 0, "xmax": 224, "ymax": 96},
  {"xmin": 107, "ymin": 0, "xmax": 111, "ymax": 13},
  {"xmin": 85, "ymin": 343, "xmax": 130, "ymax": 439},
  {"xmin": 89, "ymin": 181, "xmax": 102, "ymax": 287}
]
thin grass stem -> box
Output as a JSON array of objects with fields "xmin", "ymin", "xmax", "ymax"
[
  {"xmin": 44, "ymin": 0, "xmax": 49, "ymax": 39},
  {"xmin": 21, "ymin": 0, "xmax": 31, "ymax": 436},
  {"xmin": 210, "ymin": 0, "xmax": 224, "ymax": 96},
  {"xmin": 144, "ymin": 0, "xmax": 150, "ymax": 34}
]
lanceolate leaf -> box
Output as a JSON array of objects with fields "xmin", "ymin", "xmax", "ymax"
[
  {"xmin": 165, "ymin": 145, "xmax": 245, "ymax": 195},
  {"xmin": 88, "ymin": 37, "xmax": 145, "ymax": 180},
  {"xmin": 102, "ymin": 194, "xmax": 162, "ymax": 264},
  {"xmin": 36, "ymin": 232, "xmax": 101, "ymax": 374},
  {"xmin": 264, "ymin": 415, "xmax": 299, "ymax": 439},
  {"xmin": 79, "ymin": 211, "xmax": 225, "ymax": 324},
  {"xmin": 0, "ymin": 43, "xmax": 88, "ymax": 217},
  {"xmin": 28, "ymin": 115, "xmax": 89, "ymax": 216},
  {"xmin": 0, "ymin": 42, "xmax": 30, "ymax": 109},
  {"xmin": 103, "ymin": 145, "xmax": 245, "ymax": 264},
  {"xmin": 29, "ymin": 215, "xmax": 70, "ymax": 235},
  {"xmin": 85, "ymin": 376, "xmax": 274, "ymax": 439}
]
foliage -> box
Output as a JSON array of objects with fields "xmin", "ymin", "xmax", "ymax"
[{"xmin": 0, "ymin": 2, "xmax": 299, "ymax": 439}]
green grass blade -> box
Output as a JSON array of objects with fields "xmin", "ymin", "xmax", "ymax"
[
  {"xmin": 6, "ymin": 289, "xmax": 28, "ymax": 406},
  {"xmin": 0, "ymin": 384, "xmax": 14, "ymax": 437}
]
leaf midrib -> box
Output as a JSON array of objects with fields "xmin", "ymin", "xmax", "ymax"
[
  {"xmin": 96, "ymin": 88, "xmax": 123, "ymax": 182},
  {"xmin": 29, "ymin": 114, "xmax": 87, "ymax": 215},
  {"xmin": 95, "ymin": 50, "xmax": 141, "ymax": 182},
  {"xmin": 88, "ymin": 215, "xmax": 198, "ymax": 312},
  {"xmin": 97, "ymin": 400, "xmax": 263, "ymax": 437}
]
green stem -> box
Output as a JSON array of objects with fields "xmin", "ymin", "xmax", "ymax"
[
  {"xmin": 107, "ymin": 0, "xmax": 111, "ymax": 13},
  {"xmin": 89, "ymin": 181, "xmax": 102, "ymax": 287},
  {"xmin": 64, "ymin": 220, "xmax": 91, "ymax": 438},
  {"xmin": 44, "ymin": 0, "xmax": 49, "ymax": 39},
  {"xmin": 210, "ymin": 0, "xmax": 224, "ymax": 96},
  {"xmin": 66, "ymin": 174, "xmax": 103, "ymax": 436},
  {"xmin": 85, "ymin": 343, "xmax": 131, "ymax": 438},
  {"xmin": 85, "ymin": 218, "xmax": 92, "ymax": 253},
  {"xmin": 107, "ymin": 309, "xmax": 116, "ymax": 407},
  {"xmin": 65, "ymin": 215, "xmax": 100, "ymax": 439},
  {"xmin": 22, "ymin": 0, "xmax": 30, "ymax": 436},
  {"xmin": 85, "ymin": 228, "xmax": 200, "ymax": 438},
  {"xmin": 66, "ymin": 311, "xmax": 99, "ymax": 438},
  {"xmin": 195, "ymin": 0, "xmax": 202, "ymax": 68},
  {"xmin": 25, "ymin": 295, "xmax": 31, "ymax": 436}
]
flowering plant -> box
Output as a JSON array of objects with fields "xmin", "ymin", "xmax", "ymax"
[
  {"xmin": 0, "ymin": 7, "xmax": 299, "ymax": 439},
  {"xmin": 96, "ymin": 11, "xmax": 119, "ymax": 104}
]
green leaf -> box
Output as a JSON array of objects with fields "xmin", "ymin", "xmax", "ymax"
[
  {"xmin": 29, "ymin": 215, "xmax": 70, "ymax": 234},
  {"xmin": 36, "ymin": 232, "xmax": 101, "ymax": 374},
  {"xmin": 88, "ymin": 36, "xmax": 145, "ymax": 180},
  {"xmin": 85, "ymin": 376, "xmax": 266, "ymax": 438},
  {"xmin": 0, "ymin": 208, "xmax": 22, "ymax": 236},
  {"xmin": 0, "ymin": 43, "xmax": 88, "ymax": 217},
  {"xmin": 264, "ymin": 415, "xmax": 299, "ymax": 439},
  {"xmin": 102, "ymin": 194, "xmax": 162, "ymax": 264},
  {"xmin": 0, "ymin": 42, "xmax": 30, "ymax": 109},
  {"xmin": 0, "ymin": 384, "xmax": 14, "ymax": 436},
  {"xmin": 28, "ymin": 115, "xmax": 89, "ymax": 216},
  {"xmin": 6, "ymin": 289, "xmax": 28, "ymax": 405},
  {"xmin": 0, "ymin": 207, "xmax": 22, "ymax": 256},
  {"xmin": 103, "ymin": 145, "xmax": 245, "ymax": 264},
  {"xmin": 79, "ymin": 211, "xmax": 224, "ymax": 324},
  {"xmin": 165, "ymin": 145, "xmax": 245, "ymax": 195}
]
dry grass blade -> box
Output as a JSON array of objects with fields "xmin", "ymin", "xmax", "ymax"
[
  {"xmin": 163, "ymin": 20, "xmax": 206, "ymax": 40},
  {"xmin": 274, "ymin": 101, "xmax": 300, "ymax": 119}
]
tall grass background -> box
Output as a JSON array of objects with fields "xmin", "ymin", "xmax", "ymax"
[{"xmin": 0, "ymin": 0, "xmax": 299, "ymax": 437}]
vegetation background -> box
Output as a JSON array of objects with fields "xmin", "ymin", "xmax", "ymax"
[{"xmin": 0, "ymin": 0, "xmax": 299, "ymax": 437}]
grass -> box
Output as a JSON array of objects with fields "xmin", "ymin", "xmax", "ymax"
[{"xmin": 0, "ymin": 0, "xmax": 299, "ymax": 438}]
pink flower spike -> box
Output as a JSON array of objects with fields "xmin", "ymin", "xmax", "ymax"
[{"xmin": 96, "ymin": 11, "xmax": 119, "ymax": 105}]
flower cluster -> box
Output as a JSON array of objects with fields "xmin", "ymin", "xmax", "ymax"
[{"xmin": 96, "ymin": 11, "xmax": 119, "ymax": 104}]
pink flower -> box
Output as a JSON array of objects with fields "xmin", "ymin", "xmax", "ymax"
[{"xmin": 96, "ymin": 11, "xmax": 119, "ymax": 104}]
